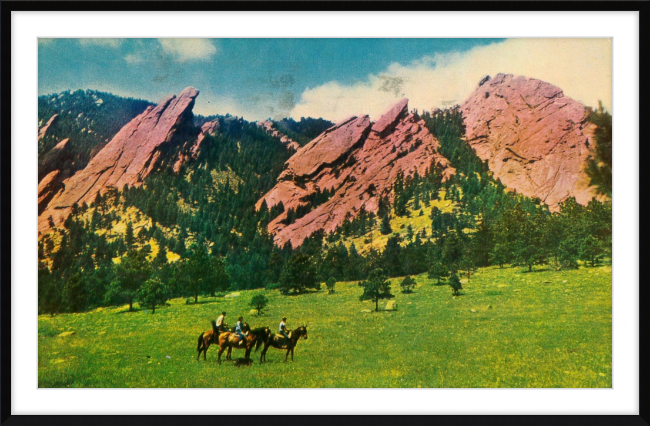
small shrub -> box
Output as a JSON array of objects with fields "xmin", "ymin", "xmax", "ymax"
[
  {"xmin": 448, "ymin": 273, "xmax": 463, "ymax": 297},
  {"xmin": 249, "ymin": 294, "xmax": 268, "ymax": 315},
  {"xmin": 400, "ymin": 276, "xmax": 416, "ymax": 293},
  {"xmin": 326, "ymin": 277, "xmax": 336, "ymax": 294}
]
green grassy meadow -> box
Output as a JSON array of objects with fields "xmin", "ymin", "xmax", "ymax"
[{"xmin": 38, "ymin": 264, "xmax": 612, "ymax": 388}]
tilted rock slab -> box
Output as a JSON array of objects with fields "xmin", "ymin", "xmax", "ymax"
[
  {"xmin": 258, "ymin": 98, "xmax": 455, "ymax": 248},
  {"xmin": 257, "ymin": 120, "xmax": 301, "ymax": 152},
  {"xmin": 38, "ymin": 138, "xmax": 71, "ymax": 182},
  {"xmin": 461, "ymin": 74, "xmax": 601, "ymax": 210},
  {"xmin": 38, "ymin": 114, "xmax": 58, "ymax": 141},
  {"xmin": 173, "ymin": 119, "xmax": 219, "ymax": 172},
  {"xmin": 39, "ymin": 87, "xmax": 200, "ymax": 234},
  {"xmin": 38, "ymin": 170, "xmax": 63, "ymax": 216}
]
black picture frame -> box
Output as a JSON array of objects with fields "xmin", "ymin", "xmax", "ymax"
[{"xmin": 1, "ymin": 1, "xmax": 645, "ymax": 424}]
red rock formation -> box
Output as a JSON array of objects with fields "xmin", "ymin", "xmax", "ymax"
[
  {"xmin": 173, "ymin": 119, "xmax": 219, "ymax": 172},
  {"xmin": 461, "ymin": 73, "xmax": 600, "ymax": 210},
  {"xmin": 38, "ymin": 114, "xmax": 58, "ymax": 141},
  {"xmin": 39, "ymin": 87, "xmax": 200, "ymax": 234},
  {"xmin": 257, "ymin": 120, "xmax": 301, "ymax": 151},
  {"xmin": 38, "ymin": 138, "xmax": 71, "ymax": 181},
  {"xmin": 258, "ymin": 99, "xmax": 455, "ymax": 248},
  {"xmin": 38, "ymin": 170, "xmax": 63, "ymax": 215}
]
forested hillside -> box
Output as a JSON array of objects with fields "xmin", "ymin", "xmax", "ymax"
[
  {"xmin": 38, "ymin": 103, "xmax": 612, "ymax": 317},
  {"xmin": 38, "ymin": 90, "xmax": 154, "ymax": 173}
]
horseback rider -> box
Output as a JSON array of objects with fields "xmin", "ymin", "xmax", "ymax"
[
  {"xmin": 279, "ymin": 316, "xmax": 290, "ymax": 347},
  {"xmin": 216, "ymin": 311, "xmax": 227, "ymax": 333},
  {"xmin": 235, "ymin": 316, "xmax": 247, "ymax": 346}
]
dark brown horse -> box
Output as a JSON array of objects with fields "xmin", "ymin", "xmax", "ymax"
[
  {"xmin": 197, "ymin": 320, "xmax": 231, "ymax": 361},
  {"xmin": 218, "ymin": 325, "xmax": 271, "ymax": 364},
  {"xmin": 260, "ymin": 325, "xmax": 308, "ymax": 363}
]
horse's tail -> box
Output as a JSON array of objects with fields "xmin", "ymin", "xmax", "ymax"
[
  {"xmin": 197, "ymin": 332, "xmax": 204, "ymax": 352},
  {"xmin": 255, "ymin": 334, "xmax": 265, "ymax": 352},
  {"xmin": 211, "ymin": 320, "xmax": 218, "ymax": 335}
]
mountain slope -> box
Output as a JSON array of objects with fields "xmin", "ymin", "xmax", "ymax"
[{"xmin": 39, "ymin": 88, "xmax": 200, "ymax": 234}]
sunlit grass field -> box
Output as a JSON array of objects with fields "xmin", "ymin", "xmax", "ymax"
[{"xmin": 38, "ymin": 263, "xmax": 612, "ymax": 388}]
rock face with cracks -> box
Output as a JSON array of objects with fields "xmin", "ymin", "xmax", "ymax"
[
  {"xmin": 461, "ymin": 73, "xmax": 601, "ymax": 210},
  {"xmin": 258, "ymin": 98, "xmax": 455, "ymax": 248},
  {"xmin": 38, "ymin": 87, "xmax": 200, "ymax": 234}
]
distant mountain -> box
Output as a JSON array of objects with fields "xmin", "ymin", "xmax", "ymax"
[
  {"xmin": 272, "ymin": 117, "xmax": 335, "ymax": 147},
  {"xmin": 38, "ymin": 75, "xmax": 609, "ymax": 243},
  {"xmin": 38, "ymin": 89, "xmax": 154, "ymax": 172}
]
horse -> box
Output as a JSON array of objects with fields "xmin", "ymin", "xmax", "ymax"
[
  {"xmin": 217, "ymin": 324, "xmax": 271, "ymax": 364},
  {"xmin": 196, "ymin": 320, "xmax": 231, "ymax": 361},
  {"xmin": 260, "ymin": 325, "xmax": 308, "ymax": 363}
]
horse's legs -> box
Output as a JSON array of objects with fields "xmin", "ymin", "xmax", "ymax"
[
  {"xmin": 285, "ymin": 349, "xmax": 289, "ymax": 362},
  {"xmin": 204, "ymin": 343, "xmax": 208, "ymax": 361},
  {"xmin": 217, "ymin": 346, "xmax": 225, "ymax": 365},
  {"xmin": 226, "ymin": 346, "xmax": 232, "ymax": 361},
  {"xmin": 245, "ymin": 347, "xmax": 251, "ymax": 360},
  {"xmin": 291, "ymin": 348, "xmax": 294, "ymax": 362}
]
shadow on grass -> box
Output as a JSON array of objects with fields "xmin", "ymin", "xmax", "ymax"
[
  {"xmin": 520, "ymin": 267, "xmax": 552, "ymax": 274},
  {"xmin": 186, "ymin": 300, "xmax": 220, "ymax": 305}
]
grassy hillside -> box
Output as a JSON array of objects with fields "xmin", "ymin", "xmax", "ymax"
[
  {"xmin": 38, "ymin": 263, "xmax": 611, "ymax": 388},
  {"xmin": 335, "ymin": 189, "xmax": 457, "ymax": 254}
]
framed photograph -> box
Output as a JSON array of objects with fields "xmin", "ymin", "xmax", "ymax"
[{"xmin": 2, "ymin": 1, "xmax": 644, "ymax": 424}]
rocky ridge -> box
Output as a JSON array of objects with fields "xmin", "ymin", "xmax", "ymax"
[
  {"xmin": 257, "ymin": 120, "xmax": 301, "ymax": 151},
  {"xmin": 38, "ymin": 87, "xmax": 200, "ymax": 234},
  {"xmin": 258, "ymin": 98, "xmax": 455, "ymax": 248}
]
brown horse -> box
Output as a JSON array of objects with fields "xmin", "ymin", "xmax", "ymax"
[
  {"xmin": 260, "ymin": 326, "xmax": 308, "ymax": 363},
  {"xmin": 217, "ymin": 325, "xmax": 271, "ymax": 364},
  {"xmin": 197, "ymin": 320, "xmax": 231, "ymax": 361}
]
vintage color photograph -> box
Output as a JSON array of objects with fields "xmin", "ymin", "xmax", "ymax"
[{"xmin": 37, "ymin": 38, "xmax": 612, "ymax": 388}]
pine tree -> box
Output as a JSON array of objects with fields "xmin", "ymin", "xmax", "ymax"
[
  {"xmin": 428, "ymin": 262, "xmax": 449, "ymax": 285},
  {"xmin": 380, "ymin": 213, "xmax": 392, "ymax": 235},
  {"xmin": 359, "ymin": 268, "xmax": 393, "ymax": 312},
  {"xmin": 125, "ymin": 222, "xmax": 134, "ymax": 249},
  {"xmin": 137, "ymin": 277, "xmax": 169, "ymax": 314},
  {"xmin": 400, "ymin": 276, "xmax": 416, "ymax": 293},
  {"xmin": 448, "ymin": 272, "xmax": 462, "ymax": 296}
]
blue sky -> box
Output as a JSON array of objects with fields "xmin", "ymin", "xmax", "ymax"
[{"xmin": 38, "ymin": 38, "xmax": 611, "ymax": 121}]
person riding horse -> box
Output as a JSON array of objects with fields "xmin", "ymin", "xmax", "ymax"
[
  {"xmin": 216, "ymin": 311, "xmax": 228, "ymax": 333},
  {"xmin": 279, "ymin": 316, "xmax": 289, "ymax": 347},
  {"xmin": 235, "ymin": 316, "xmax": 248, "ymax": 346}
]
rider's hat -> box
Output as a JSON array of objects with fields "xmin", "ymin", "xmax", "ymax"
[
  {"xmin": 282, "ymin": 316, "xmax": 287, "ymax": 320},
  {"xmin": 222, "ymin": 311, "xmax": 226, "ymax": 315},
  {"xmin": 238, "ymin": 316, "xmax": 243, "ymax": 321}
]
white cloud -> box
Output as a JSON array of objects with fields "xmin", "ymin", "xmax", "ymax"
[
  {"xmin": 158, "ymin": 38, "xmax": 218, "ymax": 62},
  {"xmin": 78, "ymin": 38, "xmax": 123, "ymax": 48},
  {"xmin": 123, "ymin": 53, "xmax": 144, "ymax": 64},
  {"xmin": 290, "ymin": 39, "xmax": 612, "ymax": 122},
  {"xmin": 193, "ymin": 91, "xmax": 259, "ymax": 121}
]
